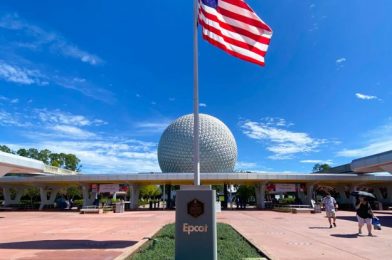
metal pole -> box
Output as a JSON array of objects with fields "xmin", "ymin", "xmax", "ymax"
[{"xmin": 193, "ymin": 0, "xmax": 200, "ymax": 186}]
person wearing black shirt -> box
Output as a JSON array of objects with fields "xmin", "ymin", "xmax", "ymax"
[{"xmin": 355, "ymin": 196, "xmax": 374, "ymax": 236}]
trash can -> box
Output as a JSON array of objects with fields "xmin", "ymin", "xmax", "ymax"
[
  {"xmin": 314, "ymin": 204, "xmax": 322, "ymax": 213},
  {"xmin": 115, "ymin": 202, "xmax": 125, "ymax": 213}
]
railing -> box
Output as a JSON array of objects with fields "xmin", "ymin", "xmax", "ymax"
[{"xmin": 43, "ymin": 165, "xmax": 78, "ymax": 175}]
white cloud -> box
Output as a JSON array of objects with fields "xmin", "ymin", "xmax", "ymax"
[
  {"xmin": 0, "ymin": 96, "xmax": 19, "ymax": 104},
  {"xmin": 200, "ymin": 103, "xmax": 207, "ymax": 107},
  {"xmin": 337, "ymin": 120, "xmax": 392, "ymax": 158},
  {"xmin": 135, "ymin": 120, "xmax": 171, "ymax": 134},
  {"xmin": 337, "ymin": 140, "xmax": 392, "ymax": 158},
  {"xmin": 0, "ymin": 110, "xmax": 31, "ymax": 127},
  {"xmin": 1, "ymin": 106, "xmax": 160, "ymax": 173},
  {"xmin": 17, "ymin": 139, "xmax": 160, "ymax": 173},
  {"xmin": 0, "ymin": 108, "xmax": 106, "ymax": 140},
  {"xmin": 36, "ymin": 109, "xmax": 106, "ymax": 127},
  {"xmin": 236, "ymin": 161, "xmax": 257, "ymax": 169},
  {"xmin": 336, "ymin": 57, "xmax": 346, "ymax": 64},
  {"xmin": 0, "ymin": 14, "xmax": 113, "ymax": 103},
  {"xmin": 51, "ymin": 75, "xmax": 115, "ymax": 103},
  {"xmin": 50, "ymin": 125, "xmax": 96, "ymax": 139},
  {"xmin": 0, "ymin": 60, "xmax": 47, "ymax": 85},
  {"xmin": 308, "ymin": 22, "xmax": 319, "ymax": 32},
  {"xmin": 241, "ymin": 119, "xmax": 326, "ymax": 160},
  {"xmin": 0, "ymin": 13, "xmax": 103, "ymax": 65},
  {"xmin": 0, "ymin": 60, "xmax": 114, "ymax": 103},
  {"xmin": 263, "ymin": 117, "xmax": 293, "ymax": 127},
  {"xmin": 300, "ymin": 159, "xmax": 333, "ymax": 164},
  {"xmin": 355, "ymin": 93, "xmax": 378, "ymax": 100}
]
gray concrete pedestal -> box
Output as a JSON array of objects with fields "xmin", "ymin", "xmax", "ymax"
[{"xmin": 175, "ymin": 187, "xmax": 217, "ymax": 260}]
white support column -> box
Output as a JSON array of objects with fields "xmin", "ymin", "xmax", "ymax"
[
  {"xmin": 306, "ymin": 183, "xmax": 315, "ymax": 205},
  {"xmin": 373, "ymin": 187, "xmax": 384, "ymax": 202},
  {"xmin": 350, "ymin": 185, "xmax": 358, "ymax": 208},
  {"xmin": 335, "ymin": 186, "xmax": 350, "ymax": 204},
  {"xmin": 129, "ymin": 184, "xmax": 140, "ymax": 210},
  {"xmin": 39, "ymin": 186, "xmax": 60, "ymax": 210},
  {"xmin": 2, "ymin": 186, "xmax": 24, "ymax": 206},
  {"xmin": 81, "ymin": 184, "xmax": 97, "ymax": 207},
  {"xmin": 387, "ymin": 185, "xmax": 392, "ymax": 203},
  {"xmin": 255, "ymin": 183, "xmax": 266, "ymax": 209},
  {"xmin": 297, "ymin": 184, "xmax": 307, "ymax": 204}
]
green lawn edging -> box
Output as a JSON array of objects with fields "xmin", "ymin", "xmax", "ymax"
[{"xmin": 129, "ymin": 223, "xmax": 268, "ymax": 260}]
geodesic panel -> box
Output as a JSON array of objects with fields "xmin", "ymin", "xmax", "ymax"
[{"xmin": 158, "ymin": 114, "xmax": 237, "ymax": 173}]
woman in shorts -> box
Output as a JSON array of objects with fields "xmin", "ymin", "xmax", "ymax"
[{"xmin": 355, "ymin": 196, "xmax": 374, "ymax": 236}]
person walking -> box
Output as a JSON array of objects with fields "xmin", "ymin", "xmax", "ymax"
[
  {"xmin": 322, "ymin": 192, "xmax": 337, "ymax": 228},
  {"xmin": 355, "ymin": 196, "xmax": 374, "ymax": 236}
]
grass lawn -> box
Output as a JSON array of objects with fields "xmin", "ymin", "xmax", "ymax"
[{"xmin": 129, "ymin": 223, "xmax": 267, "ymax": 260}]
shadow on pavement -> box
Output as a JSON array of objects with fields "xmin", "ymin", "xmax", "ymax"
[
  {"xmin": 337, "ymin": 216, "xmax": 392, "ymax": 228},
  {"xmin": 0, "ymin": 240, "xmax": 136, "ymax": 249},
  {"xmin": 309, "ymin": 227, "xmax": 331, "ymax": 229},
  {"xmin": 330, "ymin": 233, "xmax": 359, "ymax": 238}
]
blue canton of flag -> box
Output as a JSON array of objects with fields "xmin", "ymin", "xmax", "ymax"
[{"xmin": 202, "ymin": 0, "xmax": 218, "ymax": 8}]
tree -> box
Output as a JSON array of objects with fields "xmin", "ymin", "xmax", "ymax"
[
  {"xmin": 38, "ymin": 149, "xmax": 51, "ymax": 165},
  {"xmin": 49, "ymin": 153, "xmax": 62, "ymax": 168},
  {"xmin": 140, "ymin": 185, "xmax": 162, "ymax": 201},
  {"xmin": 312, "ymin": 163, "xmax": 331, "ymax": 173},
  {"xmin": 27, "ymin": 148, "xmax": 39, "ymax": 160},
  {"xmin": 24, "ymin": 187, "xmax": 40, "ymax": 206},
  {"xmin": 64, "ymin": 154, "xmax": 81, "ymax": 171},
  {"xmin": 16, "ymin": 148, "xmax": 29, "ymax": 157},
  {"xmin": 60, "ymin": 185, "xmax": 82, "ymax": 200},
  {"xmin": 0, "ymin": 145, "xmax": 14, "ymax": 154},
  {"xmin": 236, "ymin": 185, "xmax": 255, "ymax": 202}
]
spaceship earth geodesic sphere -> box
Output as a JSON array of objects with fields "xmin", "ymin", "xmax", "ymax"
[{"xmin": 158, "ymin": 114, "xmax": 237, "ymax": 173}]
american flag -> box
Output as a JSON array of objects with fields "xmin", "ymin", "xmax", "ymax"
[{"xmin": 198, "ymin": 0, "xmax": 272, "ymax": 66}]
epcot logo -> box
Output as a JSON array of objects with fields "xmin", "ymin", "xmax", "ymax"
[{"xmin": 187, "ymin": 199, "xmax": 204, "ymax": 218}]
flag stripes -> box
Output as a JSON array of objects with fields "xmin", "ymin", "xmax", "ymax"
[{"xmin": 198, "ymin": 0, "xmax": 272, "ymax": 66}]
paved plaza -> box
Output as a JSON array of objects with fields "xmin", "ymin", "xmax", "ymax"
[{"xmin": 0, "ymin": 210, "xmax": 391, "ymax": 260}]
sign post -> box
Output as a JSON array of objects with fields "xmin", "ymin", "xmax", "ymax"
[{"xmin": 175, "ymin": 187, "xmax": 217, "ymax": 260}]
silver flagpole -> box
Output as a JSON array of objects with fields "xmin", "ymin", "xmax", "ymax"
[{"xmin": 193, "ymin": 0, "xmax": 200, "ymax": 186}]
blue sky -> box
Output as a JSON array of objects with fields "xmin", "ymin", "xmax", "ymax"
[{"xmin": 0, "ymin": 0, "xmax": 391, "ymax": 173}]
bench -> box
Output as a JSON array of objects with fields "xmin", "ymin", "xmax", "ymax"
[
  {"xmin": 80, "ymin": 206, "xmax": 103, "ymax": 214},
  {"xmin": 273, "ymin": 204, "xmax": 315, "ymax": 214},
  {"xmin": 0, "ymin": 206, "xmax": 15, "ymax": 211},
  {"xmin": 292, "ymin": 208, "xmax": 315, "ymax": 214}
]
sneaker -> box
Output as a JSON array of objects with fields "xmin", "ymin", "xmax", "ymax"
[
  {"xmin": 329, "ymin": 225, "xmax": 333, "ymax": 228},
  {"xmin": 358, "ymin": 230, "xmax": 362, "ymax": 235},
  {"xmin": 333, "ymin": 223, "xmax": 336, "ymax": 227},
  {"xmin": 368, "ymin": 233, "xmax": 373, "ymax": 237}
]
